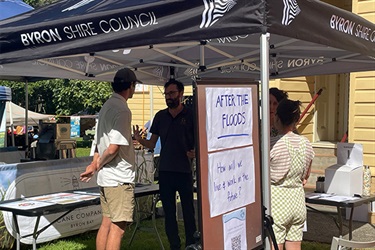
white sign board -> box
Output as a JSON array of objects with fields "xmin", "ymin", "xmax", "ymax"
[
  {"xmin": 205, "ymin": 87, "xmax": 253, "ymax": 151},
  {"xmin": 208, "ymin": 146, "xmax": 255, "ymax": 217}
]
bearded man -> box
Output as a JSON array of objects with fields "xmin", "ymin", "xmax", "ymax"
[{"xmin": 134, "ymin": 79, "xmax": 197, "ymax": 250}]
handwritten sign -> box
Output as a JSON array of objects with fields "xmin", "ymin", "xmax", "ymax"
[
  {"xmin": 206, "ymin": 87, "xmax": 253, "ymax": 151},
  {"xmin": 208, "ymin": 146, "xmax": 255, "ymax": 217}
]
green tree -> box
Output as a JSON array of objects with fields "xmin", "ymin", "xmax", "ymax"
[
  {"xmin": 53, "ymin": 79, "xmax": 112, "ymax": 115},
  {"xmin": 24, "ymin": 0, "xmax": 56, "ymax": 8},
  {"xmin": 0, "ymin": 79, "xmax": 112, "ymax": 116}
]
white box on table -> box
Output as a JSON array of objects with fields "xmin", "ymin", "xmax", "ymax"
[
  {"xmin": 337, "ymin": 143, "xmax": 363, "ymax": 167},
  {"xmin": 324, "ymin": 164, "xmax": 363, "ymax": 196}
]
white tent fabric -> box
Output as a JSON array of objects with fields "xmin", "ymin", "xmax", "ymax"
[{"xmin": 6, "ymin": 101, "xmax": 54, "ymax": 126}]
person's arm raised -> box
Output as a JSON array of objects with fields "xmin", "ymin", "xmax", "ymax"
[{"xmin": 133, "ymin": 125, "xmax": 158, "ymax": 149}]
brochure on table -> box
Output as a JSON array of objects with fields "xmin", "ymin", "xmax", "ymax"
[{"xmin": 0, "ymin": 192, "xmax": 99, "ymax": 210}]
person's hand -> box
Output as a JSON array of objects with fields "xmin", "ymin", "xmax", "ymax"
[
  {"xmin": 80, "ymin": 163, "xmax": 96, "ymax": 183},
  {"xmin": 133, "ymin": 125, "xmax": 142, "ymax": 141},
  {"xmin": 302, "ymin": 178, "xmax": 307, "ymax": 186},
  {"xmin": 187, "ymin": 149, "xmax": 195, "ymax": 159}
]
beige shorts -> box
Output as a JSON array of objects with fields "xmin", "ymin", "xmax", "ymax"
[{"xmin": 100, "ymin": 184, "xmax": 135, "ymax": 223}]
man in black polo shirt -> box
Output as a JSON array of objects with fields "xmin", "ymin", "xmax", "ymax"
[{"xmin": 134, "ymin": 79, "xmax": 196, "ymax": 250}]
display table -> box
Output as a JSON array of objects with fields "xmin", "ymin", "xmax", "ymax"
[
  {"xmin": 129, "ymin": 183, "xmax": 164, "ymax": 250},
  {"xmin": 0, "ymin": 153, "xmax": 157, "ymax": 246},
  {"xmin": 0, "ymin": 157, "xmax": 101, "ymax": 245},
  {"xmin": 0, "ymin": 184, "xmax": 161, "ymax": 250},
  {"xmin": 305, "ymin": 193, "xmax": 375, "ymax": 240}
]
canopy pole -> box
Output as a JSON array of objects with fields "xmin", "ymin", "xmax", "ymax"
[
  {"xmin": 25, "ymin": 80, "xmax": 29, "ymax": 149},
  {"xmin": 260, "ymin": 32, "xmax": 271, "ymax": 249},
  {"xmin": 9, "ymin": 101, "xmax": 15, "ymax": 146},
  {"xmin": 200, "ymin": 41, "xmax": 205, "ymax": 68},
  {"xmin": 150, "ymin": 86, "xmax": 154, "ymax": 120}
]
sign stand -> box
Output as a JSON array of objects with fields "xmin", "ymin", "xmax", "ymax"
[
  {"xmin": 193, "ymin": 78, "xmax": 263, "ymax": 249},
  {"xmin": 264, "ymin": 208, "xmax": 279, "ymax": 250}
]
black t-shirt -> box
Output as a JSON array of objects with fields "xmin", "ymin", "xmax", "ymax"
[{"xmin": 150, "ymin": 106, "xmax": 194, "ymax": 173}]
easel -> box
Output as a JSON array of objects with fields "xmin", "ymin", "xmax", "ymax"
[
  {"xmin": 185, "ymin": 210, "xmax": 279, "ymax": 250},
  {"xmin": 194, "ymin": 80, "xmax": 263, "ymax": 249},
  {"xmin": 185, "ymin": 232, "xmax": 201, "ymax": 250},
  {"xmin": 264, "ymin": 206, "xmax": 279, "ymax": 250},
  {"xmin": 55, "ymin": 139, "xmax": 76, "ymax": 159}
]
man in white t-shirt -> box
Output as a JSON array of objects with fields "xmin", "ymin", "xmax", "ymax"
[{"xmin": 80, "ymin": 68, "xmax": 141, "ymax": 250}]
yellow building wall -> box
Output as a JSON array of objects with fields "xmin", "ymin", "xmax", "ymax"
[
  {"xmin": 351, "ymin": 0, "xmax": 375, "ymax": 195},
  {"xmin": 269, "ymin": 77, "xmax": 315, "ymax": 141},
  {"xmin": 349, "ymin": 72, "xmax": 375, "ymax": 188},
  {"xmin": 353, "ymin": 0, "xmax": 375, "ymax": 22},
  {"xmin": 324, "ymin": 0, "xmax": 352, "ymax": 10}
]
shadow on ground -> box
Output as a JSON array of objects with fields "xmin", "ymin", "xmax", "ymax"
[{"xmin": 304, "ymin": 206, "xmax": 375, "ymax": 244}]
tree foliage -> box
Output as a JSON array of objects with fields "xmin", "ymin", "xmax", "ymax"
[
  {"xmin": 24, "ymin": 0, "xmax": 56, "ymax": 8},
  {"xmin": 53, "ymin": 80, "xmax": 112, "ymax": 115},
  {"xmin": 0, "ymin": 79, "xmax": 112, "ymax": 116}
]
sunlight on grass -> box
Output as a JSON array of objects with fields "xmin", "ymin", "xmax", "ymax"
[
  {"xmin": 22, "ymin": 217, "xmax": 331, "ymax": 250},
  {"xmin": 75, "ymin": 147, "xmax": 91, "ymax": 157},
  {"xmin": 37, "ymin": 240, "xmax": 94, "ymax": 250},
  {"xmin": 302, "ymin": 241, "xmax": 331, "ymax": 250}
]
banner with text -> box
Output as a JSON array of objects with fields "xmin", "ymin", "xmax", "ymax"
[
  {"xmin": 206, "ymin": 87, "xmax": 253, "ymax": 152},
  {"xmin": 208, "ymin": 146, "xmax": 255, "ymax": 217}
]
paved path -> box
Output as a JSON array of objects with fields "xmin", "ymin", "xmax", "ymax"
[{"xmin": 303, "ymin": 204, "xmax": 375, "ymax": 245}]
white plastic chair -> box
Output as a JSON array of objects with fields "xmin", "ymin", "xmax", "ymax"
[{"xmin": 331, "ymin": 236, "xmax": 375, "ymax": 250}]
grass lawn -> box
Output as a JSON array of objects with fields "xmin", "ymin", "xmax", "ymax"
[
  {"xmin": 18, "ymin": 217, "xmax": 331, "ymax": 250},
  {"xmin": 75, "ymin": 147, "xmax": 91, "ymax": 157},
  {"xmin": 75, "ymin": 137, "xmax": 92, "ymax": 157},
  {"xmin": 27, "ymin": 218, "xmax": 173, "ymax": 250},
  {"xmin": 21, "ymin": 216, "xmax": 177, "ymax": 250}
]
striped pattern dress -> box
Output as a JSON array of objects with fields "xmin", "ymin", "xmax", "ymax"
[{"xmin": 270, "ymin": 132, "xmax": 315, "ymax": 244}]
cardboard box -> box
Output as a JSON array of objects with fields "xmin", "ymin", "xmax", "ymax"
[
  {"xmin": 56, "ymin": 124, "xmax": 71, "ymax": 139},
  {"xmin": 324, "ymin": 164, "xmax": 363, "ymax": 196},
  {"xmin": 324, "ymin": 143, "xmax": 364, "ymax": 196}
]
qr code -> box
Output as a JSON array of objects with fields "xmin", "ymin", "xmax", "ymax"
[{"xmin": 231, "ymin": 235, "xmax": 241, "ymax": 250}]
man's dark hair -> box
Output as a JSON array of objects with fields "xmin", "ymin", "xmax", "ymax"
[
  {"xmin": 269, "ymin": 87, "xmax": 288, "ymax": 102},
  {"xmin": 111, "ymin": 78, "xmax": 132, "ymax": 93},
  {"xmin": 164, "ymin": 79, "xmax": 184, "ymax": 92}
]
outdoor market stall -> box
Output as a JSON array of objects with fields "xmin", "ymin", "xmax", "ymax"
[{"xmin": 0, "ymin": 0, "xmax": 374, "ymax": 248}]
